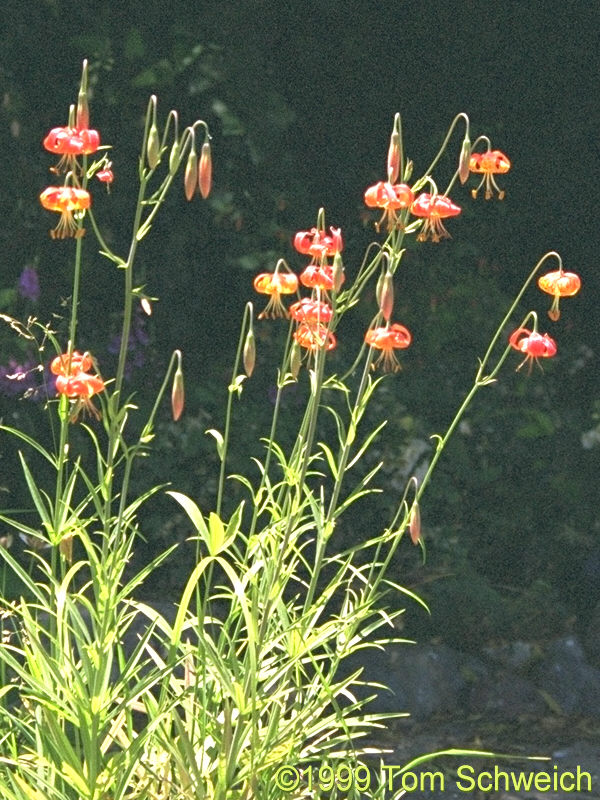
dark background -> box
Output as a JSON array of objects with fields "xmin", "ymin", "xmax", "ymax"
[{"xmin": 1, "ymin": 0, "xmax": 598, "ymax": 646}]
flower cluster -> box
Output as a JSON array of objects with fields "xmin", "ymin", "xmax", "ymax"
[
  {"xmin": 252, "ymin": 118, "xmax": 580, "ymax": 380},
  {"xmin": 51, "ymin": 350, "xmax": 105, "ymax": 421},
  {"xmin": 38, "ymin": 61, "xmax": 106, "ymax": 239},
  {"xmin": 256, "ymin": 227, "xmax": 343, "ymax": 343},
  {"xmin": 507, "ymin": 265, "xmax": 581, "ymax": 370}
]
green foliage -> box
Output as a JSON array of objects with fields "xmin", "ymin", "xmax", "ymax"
[{"xmin": 0, "ymin": 58, "xmax": 584, "ymax": 800}]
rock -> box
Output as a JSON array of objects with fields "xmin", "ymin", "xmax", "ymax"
[
  {"xmin": 468, "ymin": 670, "xmax": 545, "ymax": 718},
  {"xmin": 533, "ymin": 635, "xmax": 600, "ymax": 716},
  {"xmin": 583, "ymin": 600, "xmax": 600, "ymax": 665},
  {"xmin": 482, "ymin": 640, "xmax": 540, "ymax": 671},
  {"xmin": 344, "ymin": 643, "xmax": 477, "ymax": 720}
]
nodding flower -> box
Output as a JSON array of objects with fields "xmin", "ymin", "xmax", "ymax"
[
  {"xmin": 39, "ymin": 186, "xmax": 91, "ymax": 239},
  {"xmin": 364, "ymin": 323, "xmax": 412, "ymax": 372},
  {"xmin": 509, "ymin": 328, "xmax": 557, "ymax": 372},
  {"xmin": 289, "ymin": 298, "xmax": 333, "ymax": 325},
  {"xmin": 299, "ymin": 263, "xmax": 344, "ymax": 294},
  {"xmin": 51, "ymin": 351, "xmax": 93, "ymax": 376},
  {"xmin": 469, "ymin": 150, "xmax": 511, "ymax": 200},
  {"xmin": 410, "ymin": 193, "xmax": 461, "ymax": 243},
  {"xmin": 96, "ymin": 161, "xmax": 114, "ymax": 187},
  {"xmin": 253, "ymin": 271, "xmax": 298, "ymax": 319},
  {"xmin": 43, "ymin": 126, "xmax": 100, "ymax": 173},
  {"xmin": 294, "ymin": 226, "xmax": 343, "ymax": 258},
  {"xmin": 364, "ymin": 181, "xmax": 414, "ymax": 231},
  {"xmin": 293, "ymin": 322, "xmax": 337, "ymax": 351},
  {"xmin": 55, "ymin": 371, "xmax": 105, "ymax": 422},
  {"xmin": 537, "ymin": 270, "xmax": 581, "ymax": 321}
]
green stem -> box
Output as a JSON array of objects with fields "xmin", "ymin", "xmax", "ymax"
[
  {"xmin": 414, "ymin": 112, "xmax": 470, "ymax": 190},
  {"xmin": 476, "ymin": 251, "xmax": 562, "ymax": 382},
  {"xmin": 257, "ymin": 344, "xmax": 328, "ymax": 645},
  {"xmin": 216, "ymin": 305, "xmax": 254, "ymax": 517},
  {"xmin": 53, "ymin": 216, "xmax": 86, "ymax": 570},
  {"xmin": 417, "ymin": 252, "xmax": 562, "ymax": 504},
  {"xmin": 101, "ymin": 173, "xmax": 148, "ymax": 546},
  {"xmin": 86, "ymin": 209, "xmax": 124, "ymax": 266}
]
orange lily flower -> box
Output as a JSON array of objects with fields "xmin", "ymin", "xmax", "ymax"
[
  {"xmin": 299, "ymin": 264, "xmax": 344, "ymax": 293},
  {"xmin": 294, "ymin": 227, "xmax": 343, "ymax": 257},
  {"xmin": 51, "ymin": 351, "xmax": 93, "ymax": 376},
  {"xmin": 509, "ymin": 328, "xmax": 557, "ymax": 371},
  {"xmin": 56, "ymin": 371, "xmax": 105, "ymax": 422},
  {"xmin": 364, "ymin": 181, "xmax": 414, "ymax": 231},
  {"xmin": 411, "ymin": 193, "xmax": 461, "ymax": 242},
  {"xmin": 469, "ymin": 150, "xmax": 511, "ymax": 199},
  {"xmin": 365, "ymin": 323, "xmax": 412, "ymax": 372},
  {"xmin": 537, "ymin": 270, "xmax": 581, "ymax": 321},
  {"xmin": 96, "ymin": 161, "xmax": 114, "ymax": 186},
  {"xmin": 43, "ymin": 126, "xmax": 101, "ymax": 173},
  {"xmin": 39, "ymin": 186, "xmax": 91, "ymax": 239},
  {"xmin": 294, "ymin": 322, "xmax": 336, "ymax": 351},
  {"xmin": 253, "ymin": 272, "xmax": 298, "ymax": 319},
  {"xmin": 289, "ymin": 298, "xmax": 333, "ymax": 324}
]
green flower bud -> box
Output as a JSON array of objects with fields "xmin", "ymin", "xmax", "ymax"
[{"xmin": 147, "ymin": 122, "xmax": 160, "ymax": 169}]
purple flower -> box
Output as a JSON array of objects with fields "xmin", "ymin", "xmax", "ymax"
[{"xmin": 17, "ymin": 267, "xmax": 40, "ymax": 302}]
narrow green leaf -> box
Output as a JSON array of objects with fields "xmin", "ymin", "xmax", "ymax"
[
  {"xmin": 18, "ymin": 453, "xmax": 53, "ymax": 533},
  {"xmin": 206, "ymin": 428, "xmax": 225, "ymax": 460},
  {"xmin": 318, "ymin": 441, "xmax": 339, "ymax": 480},
  {"xmin": 166, "ymin": 490, "xmax": 210, "ymax": 545},
  {"xmin": 346, "ymin": 420, "xmax": 387, "ymax": 470},
  {"xmin": 208, "ymin": 511, "xmax": 226, "ymax": 555},
  {"xmin": 0, "ymin": 424, "xmax": 57, "ymax": 466}
]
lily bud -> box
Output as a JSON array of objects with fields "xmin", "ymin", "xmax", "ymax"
[
  {"xmin": 169, "ymin": 140, "xmax": 181, "ymax": 175},
  {"xmin": 243, "ymin": 328, "xmax": 256, "ymax": 377},
  {"xmin": 184, "ymin": 143, "xmax": 198, "ymax": 201},
  {"xmin": 199, "ymin": 141, "xmax": 212, "ymax": 199},
  {"xmin": 409, "ymin": 501, "xmax": 421, "ymax": 545},
  {"xmin": 387, "ymin": 131, "xmax": 401, "ymax": 184},
  {"xmin": 332, "ymin": 251, "xmax": 345, "ymax": 293},
  {"xmin": 171, "ymin": 364, "xmax": 185, "ymax": 421},
  {"xmin": 147, "ymin": 122, "xmax": 160, "ymax": 169},
  {"xmin": 458, "ymin": 135, "xmax": 471, "ymax": 185},
  {"xmin": 76, "ymin": 60, "xmax": 89, "ymax": 130},
  {"xmin": 378, "ymin": 270, "xmax": 394, "ymax": 322}
]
